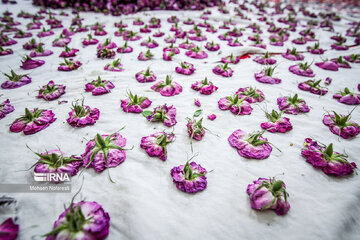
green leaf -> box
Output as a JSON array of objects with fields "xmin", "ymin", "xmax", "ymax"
[
  {"xmin": 142, "ymin": 111, "xmax": 153, "ymax": 117},
  {"xmin": 193, "ymin": 109, "xmax": 202, "ymax": 118}
]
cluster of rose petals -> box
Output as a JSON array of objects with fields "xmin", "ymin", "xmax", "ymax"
[
  {"xmin": 21, "ymin": 57, "xmax": 45, "ymax": 70},
  {"xmin": 277, "ymin": 96, "xmax": 310, "ymax": 115},
  {"xmin": 228, "ymin": 129, "xmax": 272, "ymax": 159},
  {"xmin": 37, "ymin": 80, "xmax": 66, "ymax": 101},
  {"xmin": 121, "ymin": 97, "xmax": 152, "ymax": 113},
  {"xmin": 151, "ymin": 80, "xmax": 182, "ymax": 97},
  {"xmin": 333, "ymin": 90, "xmax": 360, "ymax": 105},
  {"xmin": 218, "ymin": 96, "xmax": 252, "ymax": 115},
  {"xmin": 82, "ymin": 133, "xmax": 127, "ymax": 173},
  {"xmin": 315, "ymin": 61, "xmax": 338, "ymax": 71},
  {"xmin": 235, "ymin": 87, "xmax": 265, "ymax": 103},
  {"xmin": 298, "ymin": 80, "xmax": 328, "ymax": 95},
  {"xmin": 135, "ymin": 69, "xmax": 156, "ymax": 83},
  {"xmin": 85, "ymin": 78, "xmax": 115, "ymax": 96},
  {"xmin": 212, "ymin": 64, "xmax": 233, "ymax": 77},
  {"xmin": 175, "ymin": 62, "xmax": 196, "ymax": 75},
  {"xmin": 1, "ymin": 73, "xmax": 31, "ymax": 89},
  {"xmin": 67, "ymin": 105, "xmax": 99, "ymax": 127},
  {"xmin": 289, "ymin": 64, "xmax": 315, "ymax": 77},
  {"xmin": 140, "ymin": 132, "xmax": 175, "ymax": 160},
  {"xmin": 301, "ymin": 138, "xmax": 356, "ymax": 176},
  {"xmin": 0, "ymin": 99, "xmax": 15, "ymax": 119},
  {"xmin": 253, "ymin": 56, "xmax": 276, "ymax": 65},
  {"xmin": 255, "ymin": 71, "xmax": 281, "ymax": 84},
  {"xmin": 246, "ymin": 178, "xmax": 290, "ymax": 215},
  {"xmin": 10, "ymin": 108, "xmax": 56, "ymax": 135},
  {"xmin": 323, "ymin": 114, "xmax": 360, "ymax": 139},
  {"xmin": 46, "ymin": 201, "xmax": 110, "ymax": 240},
  {"xmin": 171, "ymin": 162, "xmax": 207, "ymax": 193},
  {"xmin": 146, "ymin": 104, "xmax": 177, "ymax": 127},
  {"xmin": 0, "ymin": 218, "xmax": 19, "ymax": 240},
  {"xmin": 34, "ymin": 149, "xmax": 82, "ymax": 177},
  {"xmin": 282, "ymin": 49, "xmax": 304, "ymax": 61},
  {"xmin": 191, "ymin": 79, "xmax": 218, "ymax": 95}
]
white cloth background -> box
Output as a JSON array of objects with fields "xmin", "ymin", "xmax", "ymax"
[{"xmin": 0, "ymin": 0, "xmax": 359, "ymax": 239}]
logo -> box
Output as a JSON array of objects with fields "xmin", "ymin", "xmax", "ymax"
[{"xmin": 34, "ymin": 173, "xmax": 71, "ymax": 182}]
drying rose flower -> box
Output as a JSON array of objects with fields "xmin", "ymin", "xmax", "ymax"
[
  {"xmin": 52, "ymin": 34, "xmax": 71, "ymax": 47},
  {"xmin": 333, "ymin": 88, "xmax": 360, "ymax": 105},
  {"xmin": 143, "ymin": 104, "xmax": 177, "ymax": 127},
  {"xmin": 140, "ymin": 131, "xmax": 175, "ymax": 160},
  {"xmin": 250, "ymin": 39, "xmax": 266, "ymax": 49},
  {"xmin": 301, "ymin": 138, "xmax": 356, "ymax": 176},
  {"xmin": 114, "ymin": 26, "xmax": 126, "ymax": 37},
  {"xmin": 133, "ymin": 18, "xmax": 144, "ymax": 25},
  {"xmin": 269, "ymin": 36, "xmax": 284, "ymax": 46},
  {"xmin": 191, "ymin": 77, "xmax": 218, "ymax": 95},
  {"xmin": 344, "ymin": 54, "xmax": 360, "ymax": 63},
  {"xmin": 27, "ymin": 22, "xmax": 41, "ymax": 30},
  {"xmin": 10, "ymin": 108, "xmax": 56, "ymax": 135},
  {"xmin": 331, "ymin": 42, "xmax": 349, "ymax": 51},
  {"xmin": 175, "ymin": 62, "xmax": 196, "ymax": 75},
  {"xmin": 183, "ymin": 18, "xmax": 194, "ymax": 25},
  {"xmin": 187, "ymin": 117, "xmax": 205, "ymax": 141},
  {"xmin": 185, "ymin": 46, "xmax": 208, "ymax": 59},
  {"xmin": 292, "ymin": 37, "xmax": 307, "ymax": 45},
  {"xmin": 45, "ymin": 201, "xmax": 110, "ymax": 240},
  {"xmin": 246, "ymin": 177, "xmax": 290, "ymax": 215},
  {"xmin": 261, "ymin": 110, "xmax": 292, "ymax": 133},
  {"xmin": 30, "ymin": 149, "xmax": 82, "ymax": 178},
  {"xmin": 253, "ymin": 52, "xmax": 276, "ymax": 65},
  {"xmin": 188, "ymin": 33, "xmax": 207, "ymax": 42},
  {"xmin": 208, "ymin": 114, "xmax": 216, "ymax": 120},
  {"xmin": 298, "ymin": 79, "xmax": 328, "ymax": 95},
  {"xmin": 37, "ymin": 81, "xmax": 66, "ymax": 101},
  {"xmin": 20, "ymin": 55, "xmax": 45, "ymax": 70},
  {"xmin": 277, "ymin": 94, "xmax": 310, "ymax": 115},
  {"xmin": 171, "ymin": 161, "xmax": 207, "ymax": 193},
  {"xmin": 331, "ymin": 56, "xmax": 351, "ymax": 69},
  {"xmin": 163, "ymin": 51, "xmax": 175, "ymax": 61},
  {"xmin": 204, "ymin": 41, "xmax": 220, "ymax": 51},
  {"xmin": 91, "ymin": 22, "xmax": 105, "ymax": 30},
  {"xmin": 149, "ymin": 17, "xmax": 161, "ymax": 28},
  {"xmin": 1, "ymin": 70, "xmax": 31, "ymax": 89},
  {"xmin": 138, "ymin": 50, "xmax": 153, "ymax": 61},
  {"xmin": 123, "ymin": 31, "xmax": 141, "ymax": 41},
  {"xmin": 0, "ymin": 46, "xmax": 13, "ymax": 55},
  {"xmin": 323, "ymin": 111, "xmax": 360, "ymax": 139},
  {"xmin": 140, "ymin": 25, "xmax": 151, "ymax": 33},
  {"xmin": 116, "ymin": 42, "xmax": 133, "ymax": 54},
  {"xmin": 29, "ymin": 44, "xmax": 53, "ymax": 58},
  {"xmin": 94, "ymin": 27, "xmax": 107, "ymax": 36},
  {"xmin": 97, "ymin": 47, "xmax": 115, "ymax": 59},
  {"xmin": 62, "ymin": 27, "xmax": 76, "ymax": 37},
  {"xmin": 282, "ymin": 48, "xmax": 304, "ymax": 61},
  {"xmin": 164, "ymin": 35, "xmax": 176, "ymax": 43},
  {"xmin": 0, "ymin": 218, "xmax": 19, "ymax": 240},
  {"xmin": 81, "ymin": 131, "xmax": 130, "ymax": 176},
  {"xmin": 0, "ymin": 99, "xmax": 14, "ymax": 119},
  {"xmin": 236, "ymin": 87, "xmax": 265, "ymax": 103},
  {"xmin": 163, "ymin": 43, "xmax": 180, "ymax": 54},
  {"xmin": 218, "ymin": 94, "xmax": 253, "ymax": 115},
  {"xmin": 221, "ymin": 53, "xmax": 240, "ymax": 64},
  {"xmin": 135, "ymin": 68, "xmax": 156, "ymax": 83},
  {"xmin": 315, "ymin": 60, "xmax": 338, "ymax": 71},
  {"xmin": 58, "ymin": 58, "xmax": 82, "ymax": 71},
  {"xmin": 307, "ymin": 42, "xmax": 324, "ymax": 54},
  {"xmin": 140, "ymin": 37, "xmax": 158, "ymax": 48},
  {"xmin": 97, "ymin": 38, "xmax": 117, "ymax": 50},
  {"xmin": 212, "ymin": 63, "xmax": 233, "ymax": 77},
  {"xmin": 13, "ymin": 29, "xmax": 32, "ymax": 38},
  {"xmin": 227, "ymin": 38, "xmax": 243, "ymax": 47},
  {"xmin": 121, "ymin": 91, "xmax": 151, "ymax": 113},
  {"xmin": 82, "ymin": 34, "xmax": 99, "ymax": 46},
  {"xmin": 67, "ymin": 99, "xmax": 99, "ymax": 127},
  {"xmin": 153, "ymin": 31, "xmax": 165, "ymax": 38},
  {"xmin": 0, "ymin": 34, "xmax": 17, "ymax": 46},
  {"xmin": 23, "ymin": 38, "xmax": 40, "ymax": 50},
  {"xmin": 104, "ymin": 58, "xmax": 124, "ymax": 72},
  {"xmin": 37, "ymin": 27, "xmax": 54, "ymax": 38},
  {"xmin": 289, "ymin": 62, "xmax": 315, "ymax": 77},
  {"xmin": 179, "ymin": 38, "xmax": 196, "ymax": 49},
  {"xmin": 228, "ymin": 130, "xmax": 273, "ymax": 159},
  {"xmin": 206, "ymin": 25, "xmax": 217, "ymax": 33},
  {"xmin": 151, "ymin": 75, "xmax": 182, "ymax": 97},
  {"xmin": 255, "ymin": 66, "xmax": 281, "ymax": 84},
  {"xmin": 59, "ymin": 45, "xmax": 79, "ymax": 58},
  {"xmin": 85, "ymin": 76, "xmax": 115, "ymax": 96}
]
